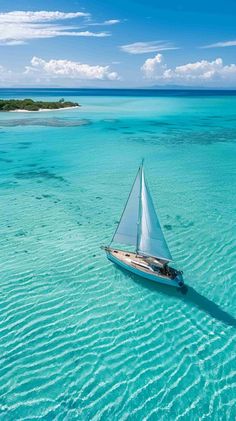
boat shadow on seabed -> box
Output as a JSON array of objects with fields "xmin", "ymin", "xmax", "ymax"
[{"xmin": 127, "ymin": 270, "xmax": 236, "ymax": 328}]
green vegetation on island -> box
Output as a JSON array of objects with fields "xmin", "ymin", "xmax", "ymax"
[{"xmin": 0, "ymin": 98, "xmax": 80, "ymax": 112}]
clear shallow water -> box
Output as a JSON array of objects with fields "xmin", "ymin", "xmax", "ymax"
[{"xmin": 0, "ymin": 90, "xmax": 236, "ymax": 420}]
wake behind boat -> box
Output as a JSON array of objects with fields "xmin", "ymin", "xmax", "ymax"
[{"xmin": 103, "ymin": 161, "xmax": 184, "ymax": 288}]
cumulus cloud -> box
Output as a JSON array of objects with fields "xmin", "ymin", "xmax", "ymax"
[
  {"xmin": 25, "ymin": 56, "xmax": 120, "ymax": 81},
  {"xmin": 202, "ymin": 40, "xmax": 236, "ymax": 48},
  {"xmin": 0, "ymin": 10, "xmax": 109, "ymax": 45},
  {"xmin": 120, "ymin": 41, "xmax": 178, "ymax": 54},
  {"xmin": 141, "ymin": 54, "xmax": 164, "ymax": 78},
  {"xmin": 141, "ymin": 54, "xmax": 236, "ymax": 85}
]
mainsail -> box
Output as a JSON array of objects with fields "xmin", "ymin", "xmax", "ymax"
[
  {"xmin": 138, "ymin": 168, "xmax": 172, "ymax": 261},
  {"xmin": 111, "ymin": 162, "xmax": 172, "ymax": 262},
  {"xmin": 111, "ymin": 167, "xmax": 141, "ymax": 247}
]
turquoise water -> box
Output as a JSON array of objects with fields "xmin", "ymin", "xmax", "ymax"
[{"xmin": 0, "ymin": 91, "xmax": 236, "ymax": 420}]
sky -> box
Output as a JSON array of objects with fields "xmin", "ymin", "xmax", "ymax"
[{"xmin": 0, "ymin": 0, "xmax": 236, "ymax": 88}]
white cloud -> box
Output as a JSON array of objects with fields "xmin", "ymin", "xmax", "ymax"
[
  {"xmin": 88, "ymin": 18, "xmax": 121, "ymax": 26},
  {"xmin": 25, "ymin": 56, "xmax": 120, "ymax": 80},
  {"xmin": 120, "ymin": 41, "xmax": 178, "ymax": 54},
  {"xmin": 141, "ymin": 54, "xmax": 236, "ymax": 85},
  {"xmin": 2, "ymin": 40, "xmax": 26, "ymax": 46},
  {"xmin": 202, "ymin": 40, "xmax": 236, "ymax": 48},
  {"xmin": 103, "ymin": 19, "xmax": 120, "ymax": 25},
  {"xmin": 0, "ymin": 11, "xmax": 89, "ymax": 23},
  {"xmin": 141, "ymin": 54, "xmax": 165, "ymax": 78},
  {"xmin": 0, "ymin": 10, "xmax": 109, "ymax": 45},
  {"xmin": 0, "ymin": 27, "xmax": 109, "ymax": 45}
]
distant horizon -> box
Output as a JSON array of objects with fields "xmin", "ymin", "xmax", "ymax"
[{"xmin": 1, "ymin": 87, "xmax": 236, "ymax": 91}]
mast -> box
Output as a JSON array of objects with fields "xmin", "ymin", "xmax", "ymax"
[{"xmin": 136, "ymin": 159, "xmax": 144, "ymax": 255}]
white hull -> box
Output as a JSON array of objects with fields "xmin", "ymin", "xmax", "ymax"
[{"xmin": 106, "ymin": 248, "xmax": 183, "ymax": 288}]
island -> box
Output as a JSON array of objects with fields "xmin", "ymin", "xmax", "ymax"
[{"xmin": 0, "ymin": 98, "xmax": 80, "ymax": 112}]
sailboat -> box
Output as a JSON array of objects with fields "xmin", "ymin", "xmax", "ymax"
[{"xmin": 103, "ymin": 161, "xmax": 184, "ymax": 288}]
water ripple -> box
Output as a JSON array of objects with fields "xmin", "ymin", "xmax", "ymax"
[{"xmin": 0, "ymin": 93, "xmax": 236, "ymax": 419}]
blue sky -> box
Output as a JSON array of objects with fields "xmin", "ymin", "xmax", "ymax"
[{"xmin": 0, "ymin": 0, "xmax": 236, "ymax": 87}]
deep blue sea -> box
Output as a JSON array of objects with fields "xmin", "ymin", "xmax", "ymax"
[{"xmin": 0, "ymin": 89, "xmax": 236, "ymax": 420}]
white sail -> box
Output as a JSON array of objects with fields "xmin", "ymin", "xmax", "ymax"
[
  {"xmin": 138, "ymin": 168, "xmax": 172, "ymax": 261},
  {"xmin": 111, "ymin": 163, "xmax": 172, "ymax": 262},
  {"xmin": 112, "ymin": 167, "xmax": 141, "ymax": 247}
]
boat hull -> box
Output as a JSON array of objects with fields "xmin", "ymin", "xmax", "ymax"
[{"xmin": 106, "ymin": 250, "xmax": 183, "ymax": 288}]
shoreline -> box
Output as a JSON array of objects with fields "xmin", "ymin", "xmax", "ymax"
[{"xmin": 8, "ymin": 106, "xmax": 80, "ymax": 113}]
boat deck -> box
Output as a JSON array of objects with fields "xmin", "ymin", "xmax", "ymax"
[{"xmin": 107, "ymin": 248, "xmax": 173, "ymax": 280}]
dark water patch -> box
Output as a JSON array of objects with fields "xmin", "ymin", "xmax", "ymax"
[
  {"xmin": 163, "ymin": 216, "xmax": 194, "ymax": 231},
  {"xmin": 106, "ymin": 127, "xmax": 118, "ymax": 131},
  {"xmin": 15, "ymin": 229, "xmax": 27, "ymax": 237},
  {"xmin": 141, "ymin": 129, "xmax": 155, "ymax": 134},
  {"xmin": 0, "ymin": 181, "xmax": 18, "ymax": 188},
  {"xmin": 149, "ymin": 121, "xmax": 174, "ymax": 127},
  {"xmin": 184, "ymin": 221, "xmax": 194, "ymax": 228},
  {"xmin": 0, "ymin": 150, "xmax": 8, "ymax": 154},
  {"xmin": 126, "ymin": 136, "xmax": 145, "ymax": 143},
  {"xmin": 14, "ymin": 169, "xmax": 67, "ymax": 183},
  {"xmin": 0, "ymin": 157, "xmax": 13, "ymax": 163},
  {"xmin": 42, "ymin": 194, "xmax": 52, "ymax": 198},
  {"xmin": 0, "ymin": 118, "xmax": 91, "ymax": 127},
  {"xmin": 171, "ymin": 215, "xmax": 195, "ymax": 229},
  {"xmin": 164, "ymin": 224, "xmax": 172, "ymax": 231},
  {"xmin": 125, "ymin": 135, "xmax": 163, "ymax": 146},
  {"xmin": 206, "ymin": 115, "xmax": 223, "ymax": 119},
  {"xmin": 27, "ymin": 163, "xmax": 37, "ymax": 167},
  {"xmin": 225, "ymin": 117, "xmax": 236, "ymax": 122},
  {"xmin": 167, "ymin": 128, "xmax": 236, "ymax": 145},
  {"xmin": 35, "ymin": 196, "xmax": 42, "ymax": 200},
  {"xmin": 150, "ymin": 135, "xmax": 159, "ymax": 139},
  {"xmin": 122, "ymin": 131, "xmax": 135, "ymax": 135},
  {"xmin": 176, "ymin": 220, "xmax": 194, "ymax": 229},
  {"xmin": 18, "ymin": 142, "xmax": 32, "ymax": 149}
]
